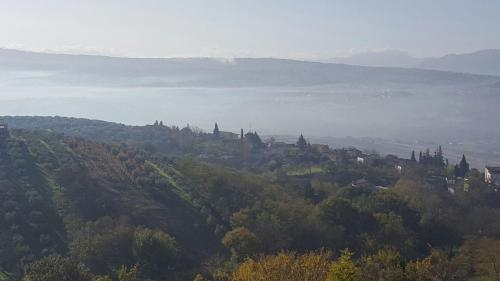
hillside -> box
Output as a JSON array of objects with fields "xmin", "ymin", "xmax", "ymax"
[
  {"xmin": 419, "ymin": 49, "xmax": 500, "ymax": 76},
  {"xmin": 0, "ymin": 123, "xmax": 315, "ymax": 280},
  {"xmin": 1, "ymin": 116, "xmax": 223, "ymax": 157},
  {"xmin": 0, "ymin": 129, "xmax": 225, "ymax": 278},
  {"xmin": 3, "ymin": 117, "xmax": 500, "ymax": 280}
]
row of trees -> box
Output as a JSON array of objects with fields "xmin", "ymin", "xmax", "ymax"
[
  {"xmin": 213, "ymin": 122, "xmax": 310, "ymax": 150},
  {"xmin": 411, "ymin": 146, "xmax": 445, "ymax": 168},
  {"xmin": 214, "ymin": 238, "xmax": 500, "ymax": 281},
  {"xmin": 410, "ymin": 147, "xmax": 470, "ymax": 177}
]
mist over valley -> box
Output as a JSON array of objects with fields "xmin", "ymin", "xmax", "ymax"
[{"xmin": 1, "ymin": 48, "xmax": 499, "ymax": 166}]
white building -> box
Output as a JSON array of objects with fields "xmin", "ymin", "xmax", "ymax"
[
  {"xmin": 357, "ymin": 156, "xmax": 365, "ymax": 164},
  {"xmin": 485, "ymin": 166, "xmax": 500, "ymax": 186}
]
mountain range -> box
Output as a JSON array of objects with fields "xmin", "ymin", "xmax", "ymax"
[
  {"xmin": 1, "ymin": 48, "xmax": 499, "ymax": 89},
  {"xmin": 324, "ymin": 49, "xmax": 500, "ymax": 76}
]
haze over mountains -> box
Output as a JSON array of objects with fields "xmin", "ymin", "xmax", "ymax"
[
  {"xmin": 1, "ymin": 48, "xmax": 500, "ymax": 88},
  {"xmin": 1, "ymin": 48, "xmax": 500, "ymax": 166},
  {"xmin": 324, "ymin": 49, "xmax": 500, "ymax": 76}
]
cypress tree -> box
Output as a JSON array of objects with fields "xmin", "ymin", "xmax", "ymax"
[
  {"xmin": 303, "ymin": 183, "xmax": 314, "ymax": 200},
  {"xmin": 435, "ymin": 145, "xmax": 445, "ymax": 168},
  {"xmin": 459, "ymin": 154, "xmax": 469, "ymax": 177},
  {"xmin": 437, "ymin": 145, "xmax": 443, "ymax": 157},
  {"xmin": 411, "ymin": 151, "xmax": 416, "ymax": 162},
  {"xmin": 454, "ymin": 164, "xmax": 460, "ymax": 177},
  {"xmin": 245, "ymin": 131, "xmax": 264, "ymax": 150},
  {"xmin": 297, "ymin": 134, "xmax": 307, "ymax": 150},
  {"xmin": 253, "ymin": 131, "xmax": 263, "ymax": 145},
  {"xmin": 213, "ymin": 122, "xmax": 220, "ymax": 138}
]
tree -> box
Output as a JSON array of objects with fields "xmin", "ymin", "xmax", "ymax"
[
  {"xmin": 418, "ymin": 152, "xmax": 423, "ymax": 164},
  {"xmin": 454, "ymin": 164, "xmax": 461, "ymax": 177},
  {"xmin": 427, "ymin": 249, "xmax": 469, "ymax": 281},
  {"xmin": 66, "ymin": 217, "xmax": 135, "ymax": 275},
  {"xmin": 420, "ymin": 148, "xmax": 432, "ymax": 165},
  {"xmin": 132, "ymin": 228, "xmax": 177, "ymax": 278},
  {"xmin": 303, "ymin": 183, "xmax": 315, "ymax": 200},
  {"xmin": 222, "ymin": 227, "xmax": 258, "ymax": 262},
  {"xmin": 317, "ymin": 197, "xmax": 367, "ymax": 235},
  {"xmin": 327, "ymin": 249, "xmax": 360, "ymax": 281},
  {"xmin": 410, "ymin": 151, "xmax": 416, "ymax": 162},
  {"xmin": 435, "ymin": 145, "xmax": 445, "ymax": 168},
  {"xmin": 244, "ymin": 132, "xmax": 264, "ymax": 151},
  {"xmin": 213, "ymin": 270, "xmax": 231, "ymax": 281},
  {"xmin": 461, "ymin": 238, "xmax": 500, "ymax": 281},
  {"xmin": 436, "ymin": 145, "xmax": 443, "ymax": 158},
  {"xmin": 240, "ymin": 128, "xmax": 244, "ymax": 141},
  {"xmin": 405, "ymin": 256, "xmax": 433, "ymax": 281},
  {"xmin": 117, "ymin": 265, "xmax": 141, "ymax": 281},
  {"xmin": 193, "ymin": 274, "xmax": 204, "ymax": 281},
  {"xmin": 457, "ymin": 155, "xmax": 469, "ymax": 177},
  {"xmin": 406, "ymin": 249, "xmax": 469, "ymax": 281},
  {"xmin": 93, "ymin": 276, "xmax": 113, "ymax": 281},
  {"xmin": 23, "ymin": 255, "xmax": 92, "ymax": 281},
  {"xmin": 358, "ymin": 250, "xmax": 406, "ymax": 281},
  {"xmin": 213, "ymin": 123, "xmax": 220, "ymax": 138},
  {"xmin": 373, "ymin": 212, "xmax": 417, "ymax": 258},
  {"xmin": 153, "ymin": 120, "xmax": 159, "ymax": 126},
  {"xmin": 159, "ymin": 121, "xmax": 163, "ymax": 126},
  {"xmin": 297, "ymin": 134, "xmax": 307, "ymax": 150},
  {"xmin": 232, "ymin": 250, "xmax": 332, "ymax": 281}
]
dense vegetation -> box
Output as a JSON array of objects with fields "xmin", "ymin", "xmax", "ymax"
[{"xmin": 1, "ymin": 116, "xmax": 500, "ymax": 281}]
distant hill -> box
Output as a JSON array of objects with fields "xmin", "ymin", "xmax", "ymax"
[
  {"xmin": 324, "ymin": 49, "xmax": 500, "ymax": 76},
  {"xmin": 324, "ymin": 50, "xmax": 418, "ymax": 68},
  {"xmin": 0, "ymin": 48, "xmax": 497, "ymax": 88},
  {"xmin": 419, "ymin": 49, "xmax": 500, "ymax": 76}
]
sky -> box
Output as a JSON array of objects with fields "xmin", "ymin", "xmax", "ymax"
[{"xmin": 1, "ymin": 0, "xmax": 500, "ymax": 59}]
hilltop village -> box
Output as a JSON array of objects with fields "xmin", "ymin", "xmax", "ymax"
[{"xmin": 178, "ymin": 121, "xmax": 500, "ymax": 195}]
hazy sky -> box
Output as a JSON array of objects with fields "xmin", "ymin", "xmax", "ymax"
[{"xmin": 1, "ymin": 0, "xmax": 499, "ymax": 59}]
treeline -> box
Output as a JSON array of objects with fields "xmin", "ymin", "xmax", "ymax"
[{"xmin": 225, "ymin": 239, "xmax": 500, "ymax": 281}]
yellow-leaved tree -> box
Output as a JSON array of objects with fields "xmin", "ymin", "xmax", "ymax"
[
  {"xmin": 231, "ymin": 250, "xmax": 332, "ymax": 281},
  {"xmin": 326, "ymin": 249, "xmax": 360, "ymax": 281}
]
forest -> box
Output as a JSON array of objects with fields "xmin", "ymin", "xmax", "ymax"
[{"xmin": 1, "ymin": 116, "xmax": 500, "ymax": 281}]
